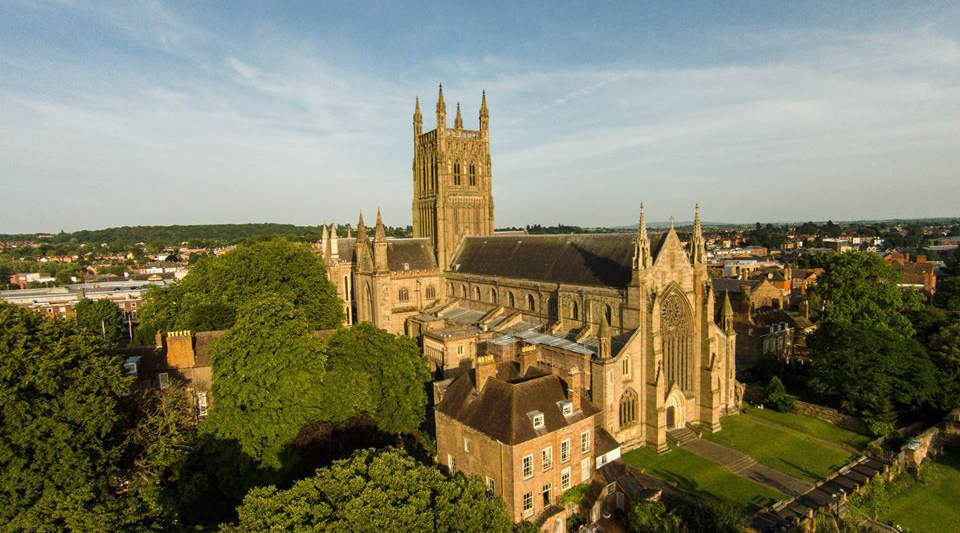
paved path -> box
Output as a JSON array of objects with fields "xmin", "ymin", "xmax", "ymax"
[{"xmin": 682, "ymin": 438, "xmax": 815, "ymax": 497}]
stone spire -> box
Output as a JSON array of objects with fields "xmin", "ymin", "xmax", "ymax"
[
  {"xmin": 321, "ymin": 222, "xmax": 330, "ymax": 261},
  {"xmin": 722, "ymin": 291, "xmax": 734, "ymax": 333},
  {"xmin": 374, "ymin": 208, "xmax": 387, "ymax": 243},
  {"xmin": 356, "ymin": 211, "xmax": 368, "ymax": 243},
  {"xmin": 373, "ymin": 208, "xmax": 388, "ymax": 273},
  {"xmin": 413, "ymin": 95, "xmax": 423, "ymax": 136},
  {"xmin": 479, "ymin": 90, "xmax": 489, "ymax": 132},
  {"xmin": 436, "ymin": 83, "xmax": 446, "ymax": 129},
  {"xmin": 633, "ymin": 203, "xmax": 651, "ymax": 269},
  {"xmin": 329, "ymin": 221, "xmax": 339, "ymax": 260},
  {"xmin": 691, "ymin": 204, "xmax": 706, "ymax": 265},
  {"xmin": 454, "ymin": 102, "xmax": 463, "ymax": 129}
]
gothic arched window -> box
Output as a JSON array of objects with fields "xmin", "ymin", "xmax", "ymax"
[
  {"xmin": 473, "ymin": 286, "xmax": 481, "ymax": 300},
  {"xmin": 661, "ymin": 289, "xmax": 692, "ymax": 392},
  {"xmin": 527, "ymin": 294, "xmax": 536, "ymax": 312},
  {"xmin": 469, "ymin": 163, "xmax": 477, "ymax": 186},
  {"xmin": 398, "ymin": 288, "xmax": 410, "ymax": 302},
  {"xmin": 619, "ymin": 389, "xmax": 638, "ymax": 428},
  {"xmin": 489, "ymin": 288, "xmax": 498, "ymax": 304},
  {"xmin": 508, "ymin": 291, "xmax": 516, "ymax": 308},
  {"xmin": 570, "ymin": 300, "xmax": 579, "ymax": 321},
  {"xmin": 548, "ymin": 297, "xmax": 558, "ymax": 317},
  {"xmin": 605, "ymin": 304, "xmax": 613, "ymax": 326},
  {"xmin": 461, "ymin": 284, "xmax": 467, "ymax": 298},
  {"xmin": 454, "ymin": 162, "xmax": 462, "ymax": 186}
]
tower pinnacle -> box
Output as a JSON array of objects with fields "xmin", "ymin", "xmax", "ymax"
[
  {"xmin": 633, "ymin": 203, "xmax": 651, "ymax": 269},
  {"xmin": 454, "ymin": 102, "xmax": 463, "ymax": 129},
  {"xmin": 691, "ymin": 204, "xmax": 706, "ymax": 265},
  {"xmin": 479, "ymin": 90, "xmax": 489, "ymax": 132},
  {"xmin": 413, "ymin": 95, "xmax": 423, "ymax": 136}
]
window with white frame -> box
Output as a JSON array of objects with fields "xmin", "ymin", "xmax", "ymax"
[
  {"xmin": 561, "ymin": 467, "xmax": 571, "ymax": 491},
  {"xmin": 197, "ymin": 392, "xmax": 208, "ymax": 418},
  {"xmin": 522, "ymin": 492, "xmax": 534, "ymax": 518},
  {"xmin": 464, "ymin": 437, "xmax": 471, "ymax": 453},
  {"xmin": 560, "ymin": 438, "xmax": 571, "ymax": 463},
  {"xmin": 541, "ymin": 446, "xmax": 553, "ymax": 471},
  {"xmin": 559, "ymin": 399, "xmax": 573, "ymax": 416},
  {"xmin": 486, "ymin": 476, "xmax": 495, "ymax": 492},
  {"xmin": 448, "ymin": 454, "xmax": 456, "ymax": 473},
  {"xmin": 531, "ymin": 412, "xmax": 544, "ymax": 430},
  {"xmin": 522, "ymin": 454, "xmax": 533, "ymax": 479},
  {"xmin": 581, "ymin": 430, "xmax": 591, "ymax": 453}
]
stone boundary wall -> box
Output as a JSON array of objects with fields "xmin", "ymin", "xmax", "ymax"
[
  {"xmin": 743, "ymin": 384, "xmax": 870, "ymax": 435},
  {"xmin": 793, "ymin": 400, "xmax": 870, "ymax": 436}
]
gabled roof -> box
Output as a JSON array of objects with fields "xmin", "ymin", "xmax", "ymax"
[
  {"xmin": 437, "ymin": 362, "xmax": 598, "ymax": 445},
  {"xmin": 331, "ymin": 237, "xmax": 438, "ymax": 272},
  {"xmin": 449, "ymin": 233, "xmax": 669, "ymax": 288}
]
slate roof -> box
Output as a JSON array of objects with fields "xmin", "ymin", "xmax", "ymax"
[
  {"xmin": 711, "ymin": 277, "xmax": 765, "ymax": 294},
  {"xmin": 448, "ymin": 233, "xmax": 668, "ymax": 288},
  {"xmin": 437, "ymin": 362, "xmax": 598, "ymax": 445},
  {"xmin": 332, "ymin": 237, "xmax": 438, "ymax": 272}
]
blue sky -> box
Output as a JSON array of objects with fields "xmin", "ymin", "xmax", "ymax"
[{"xmin": 1, "ymin": 1, "xmax": 958, "ymax": 233}]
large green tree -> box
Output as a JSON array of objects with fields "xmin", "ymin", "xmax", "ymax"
[
  {"xmin": 321, "ymin": 322, "xmax": 431, "ymax": 434},
  {"xmin": 933, "ymin": 276, "xmax": 960, "ymax": 312},
  {"xmin": 74, "ymin": 298, "xmax": 126, "ymax": 344},
  {"xmin": 202, "ymin": 295, "xmax": 328, "ymax": 473},
  {"xmin": 811, "ymin": 251, "xmax": 920, "ymax": 337},
  {"xmin": 138, "ymin": 237, "xmax": 343, "ymax": 332},
  {"xmin": 0, "ymin": 303, "xmax": 130, "ymax": 531},
  {"xmin": 929, "ymin": 321, "xmax": 960, "ymax": 411},
  {"xmin": 809, "ymin": 322, "xmax": 937, "ymax": 432},
  {"xmin": 222, "ymin": 448, "xmax": 513, "ymax": 533}
]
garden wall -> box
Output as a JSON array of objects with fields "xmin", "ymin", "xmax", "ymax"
[{"xmin": 793, "ymin": 400, "xmax": 870, "ymax": 435}]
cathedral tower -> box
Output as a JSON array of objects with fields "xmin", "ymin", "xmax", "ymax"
[{"xmin": 412, "ymin": 86, "xmax": 494, "ymax": 269}]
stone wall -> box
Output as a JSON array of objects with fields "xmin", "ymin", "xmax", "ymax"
[{"xmin": 793, "ymin": 400, "xmax": 870, "ymax": 435}]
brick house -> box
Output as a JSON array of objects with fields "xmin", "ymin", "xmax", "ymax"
[{"xmin": 435, "ymin": 354, "xmax": 617, "ymax": 522}]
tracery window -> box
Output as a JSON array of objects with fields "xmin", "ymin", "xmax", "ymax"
[
  {"xmin": 454, "ymin": 162, "xmax": 462, "ymax": 185},
  {"xmin": 619, "ymin": 389, "xmax": 638, "ymax": 428},
  {"xmin": 661, "ymin": 290, "xmax": 692, "ymax": 391},
  {"xmin": 425, "ymin": 285, "xmax": 436, "ymax": 299},
  {"xmin": 469, "ymin": 163, "xmax": 477, "ymax": 186},
  {"xmin": 398, "ymin": 287, "xmax": 410, "ymax": 302}
]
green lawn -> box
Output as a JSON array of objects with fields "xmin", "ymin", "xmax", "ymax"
[
  {"xmin": 743, "ymin": 405, "xmax": 872, "ymax": 450},
  {"xmin": 622, "ymin": 445, "xmax": 784, "ymax": 515},
  {"xmin": 703, "ymin": 415, "xmax": 858, "ymax": 482},
  {"xmin": 883, "ymin": 450, "xmax": 960, "ymax": 532}
]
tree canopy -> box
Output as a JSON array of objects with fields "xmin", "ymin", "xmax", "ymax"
[
  {"xmin": 74, "ymin": 298, "xmax": 126, "ymax": 344},
  {"xmin": 0, "ymin": 303, "xmax": 129, "ymax": 531},
  {"xmin": 320, "ymin": 322, "xmax": 431, "ymax": 435},
  {"xmin": 222, "ymin": 447, "xmax": 513, "ymax": 533},
  {"xmin": 138, "ymin": 237, "xmax": 344, "ymax": 332},
  {"xmin": 202, "ymin": 295, "xmax": 328, "ymax": 473}
]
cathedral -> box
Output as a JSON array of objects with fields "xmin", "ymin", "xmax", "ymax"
[{"xmin": 316, "ymin": 86, "xmax": 739, "ymax": 452}]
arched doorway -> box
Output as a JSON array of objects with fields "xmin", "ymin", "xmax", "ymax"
[{"xmin": 665, "ymin": 389, "xmax": 685, "ymax": 430}]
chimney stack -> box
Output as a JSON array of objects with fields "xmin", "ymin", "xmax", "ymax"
[
  {"xmin": 474, "ymin": 354, "xmax": 496, "ymax": 392},
  {"xmin": 519, "ymin": 344, "xmax": 538, "ymax": 374},
  {"xmin": 165, "ymin": 330, "xmax": 196, "ymax": 369},
  {"xmin": 567, "ymin": 367, "xmax": 582, "ymax": 412}
]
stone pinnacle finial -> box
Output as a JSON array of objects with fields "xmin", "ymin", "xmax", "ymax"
[
  {"xmin": 480, "ymin": 90, "xmax": 489, "ymax": 115},
  {"xmin": 374, "ymin": 207, "xmax": 387, "ymax": 242},
  {"xmin": 356, "ymin": 211, "xmax": 367, "ymax": 242},
  {"xmin": 455, "ymin": 101, "xmax": 463, "ymax": 129},
  {"xmin": 436, "ymin": 83, "xmax": 446, "ymax": 113}
]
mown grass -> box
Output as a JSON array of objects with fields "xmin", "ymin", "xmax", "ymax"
[
  {"xmin": 622, "ymin": 445, "xmax": 784, "ymax": 515},
  {"xmin": 743, "ymin": 405, "xmax": 871, "ymax": 450},
  {"xmin": 703, "ymin": 415, "xmax": 857, "ymax": 482},
  {"xmin": 883, "ymin": 450, "xmax": 960, "ymax": 532}
]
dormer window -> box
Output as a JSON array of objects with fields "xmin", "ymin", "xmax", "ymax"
[
  {"xmin": 558, "ymin": 399, "xmax": 574, "ymax": 417},
  {"xmin": 529, "ymin": 410, "xmax": 545, "ymax": 430}
]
